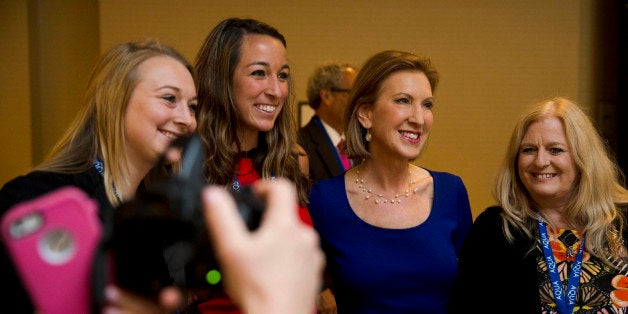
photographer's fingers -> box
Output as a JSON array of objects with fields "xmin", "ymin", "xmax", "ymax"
[
  {"xmin": 202, "ymin": 180, "xmax": 324, "ymax": 313},
  {"xmin": 163, "ymin": 147, "xmax": 182, "ymax": 165},
  {"xmin": 202, "ymin": 186, "xmax": 249, "ymax": 254},
  {"xmin": 252, "ymin": 178, "xmax": 298, "ymax": 226},
  {"xmin": 102, "ymin": 285, "xmax": 182, "ymax": 314}
]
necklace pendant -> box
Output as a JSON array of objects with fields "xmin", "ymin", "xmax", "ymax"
[
  {"xmin": 356, "ymin": 164, "xmax": 417, "ymax": 207},
  {"xmin": 231, "ymin": 178, "xmax": 241, "ymax": 192}
]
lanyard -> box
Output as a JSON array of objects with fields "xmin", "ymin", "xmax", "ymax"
[
  {"xmin": 93, "ymin": 158, "xmax": 122, "ymax": 203},
  {"xmin": 537, "ymin": 215, "xmax": 585, "ymax": 314}
]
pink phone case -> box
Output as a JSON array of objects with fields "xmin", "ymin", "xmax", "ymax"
[{"xmin": 1, "ymin": 186, "xmax": 102, "ymax": 314}]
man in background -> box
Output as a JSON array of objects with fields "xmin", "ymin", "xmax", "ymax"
[{"xmin": 299, "ymin": 62, "xmax": 357, "ymax": 183}]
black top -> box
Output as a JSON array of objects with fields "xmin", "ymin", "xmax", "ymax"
[{"xmin": 448, "ymin": 206, "xmax": 541, "ymax": 313}]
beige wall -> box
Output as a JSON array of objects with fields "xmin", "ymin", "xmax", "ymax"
[
  {"xmin": 0, "ymin": 0, "xmax": 99, "ymax": 185},
  {"xmin": 1, "ymin": 1, "xmax": 601, "ymax": 218},
  {"xmin": 0, "ymin": 1, "xmax": 31, "ymax": 185},
  {"xmin": 28, "ymin": 0, "xmax": 100, "ymax": 162}
]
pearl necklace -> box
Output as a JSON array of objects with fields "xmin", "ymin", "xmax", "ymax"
[{"xmin": 355, "ymin": 165, "xmax": 417, "ymax": 205}]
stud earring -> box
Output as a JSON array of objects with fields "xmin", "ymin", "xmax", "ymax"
[{"xmin": 365, "ymin": 130, "xmax": 372, "ymax": 142}]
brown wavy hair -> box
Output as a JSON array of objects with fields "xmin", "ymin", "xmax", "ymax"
[{"xmin": 194, "ymin": 17, "xmax": 308, "ymax": 204}]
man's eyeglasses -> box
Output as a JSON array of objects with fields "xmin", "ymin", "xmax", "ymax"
[{"xmin": 330, "ymin": 87, "xmax": 351, "ymax": 94}]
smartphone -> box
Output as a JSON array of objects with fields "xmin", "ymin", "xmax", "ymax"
[{"xmin": 0, "ymin": 186, "xmax": 102, "ymax": 314}]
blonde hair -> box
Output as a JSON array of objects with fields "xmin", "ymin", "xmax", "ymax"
[
  {"xmin": 496, "ymin": 97, "xmax": 628, "ymax": 263},
  {"xmin": 37, "ymin": 41, "xmax": 192, "ymax": 206}
]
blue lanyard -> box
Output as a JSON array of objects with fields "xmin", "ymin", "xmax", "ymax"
[
  {"xmin": 93, "ymin": 158, "xmax": 122, "ymax": 203},
  {"xmin": 537, "ymin": 215, "xmax": 585, "ymax": 314}
]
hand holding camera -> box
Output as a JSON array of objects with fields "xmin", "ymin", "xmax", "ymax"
[
  {"xmin": 202, "ymin": 179, "xmax": 324, "ymax": 314},
  {"xmin": 1, "ymin": 134, "xmax": 323, "ymax": 313},
  {"xmin": 109, "ymin": 135, "xmax": 265, "ymax": 299}
]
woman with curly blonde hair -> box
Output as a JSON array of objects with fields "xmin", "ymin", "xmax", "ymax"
[{"xmin": 450, "ymin": 97, "xmax": 628, "ymax": 314}]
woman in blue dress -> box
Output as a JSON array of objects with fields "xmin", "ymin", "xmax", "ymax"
[{"xmin": 308, "ymin": 50, "xmax": 473, "ymax": 313}]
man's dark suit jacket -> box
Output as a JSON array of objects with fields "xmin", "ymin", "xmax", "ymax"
[{"xmin": 298, "ymin": 116, "xmax": 344, "ymax": 183}]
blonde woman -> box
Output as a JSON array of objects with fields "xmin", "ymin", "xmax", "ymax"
[
  {"xmin": 450, "ymin": 97, "xmax": 628, "ymax": 313},
  {"xmin": 0, "ymin": 41, "xmax": 197, "ymax": 312}
]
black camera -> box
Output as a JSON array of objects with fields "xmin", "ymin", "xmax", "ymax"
[{"xmin": 107, "ymin": 135, "xmax": 264, "ymax": 299}]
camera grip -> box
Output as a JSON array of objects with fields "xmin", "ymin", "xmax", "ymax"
[{"xmin": 109, "ymin": 185, "xmax": 264, "ymax": 299}]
